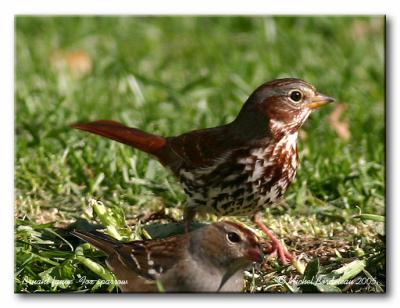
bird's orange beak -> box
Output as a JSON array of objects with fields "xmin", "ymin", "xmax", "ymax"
[{"xmin": 307, "ymin": 92, "xmax": 335, "ymax": 110}]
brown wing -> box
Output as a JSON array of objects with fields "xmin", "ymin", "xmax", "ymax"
[
  {"xmin": 115, "ymin": 236, "xmax": 187, "ymax": 280},
  {"xmin": 166, "ymin": 124, "xmax": 245, "ymax": 174},
  {"xmin": 165, "ymin": 106, "xmax": 273, "ymax": 175},
  {"xmin": 105, "ymin": 254, "xmax": 157, "ymax": 292},
  {"xmin": 72, "ymin": 230, "xmax": 186, "ymax": 281}
]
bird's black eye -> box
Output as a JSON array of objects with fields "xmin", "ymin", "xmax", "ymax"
[
  {"xmin": 289, "ymin": 90, "xmax": 303, "ymax": 102},
  {"xmin": 227, "ymin": 232, "xmax": 241, "ymax": 243}
]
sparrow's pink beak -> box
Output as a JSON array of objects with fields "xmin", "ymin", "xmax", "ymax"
[{"xmin": 247, "ymin": 247, "xmax": 264, "ymax": 263}]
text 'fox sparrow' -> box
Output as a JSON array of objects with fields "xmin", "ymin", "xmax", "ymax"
[{"xmin": 72, "ymin": 78, "xmax": 334, "ymax": 264}]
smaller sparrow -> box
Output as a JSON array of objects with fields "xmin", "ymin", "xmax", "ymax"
[{"xmin": 72, "ymin": 221, "xmax": 263, "ymax": 293}]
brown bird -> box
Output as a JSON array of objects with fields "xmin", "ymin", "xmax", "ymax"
[
  {"xmin": 72, "ymin": 78, "xmax": 334, "ymax": 264},
  {"xmin": 72, "ymin": 221, "xmax": 263, "ymax": 292}
]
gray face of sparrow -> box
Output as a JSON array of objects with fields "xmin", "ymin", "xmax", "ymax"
[{"xmin": 191, "ymin": 222, "xmax": 263, "ymax": 269}]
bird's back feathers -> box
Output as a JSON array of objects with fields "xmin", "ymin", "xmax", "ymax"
[{"xmin": 72, "ymin": 230, "xmax": 186, "ymax": 280}]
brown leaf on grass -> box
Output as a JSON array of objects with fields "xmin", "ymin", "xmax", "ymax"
[
  {"xmin": 328, "ymin": 103, "xmax": 351, "ymax": 141},
  {"xmin": 50, "ymin": 50, "xmax": 92, "ymax": 78},
  {"xmin": 350, "ymin": 18, "xmax": 384, "ymax": 41}
]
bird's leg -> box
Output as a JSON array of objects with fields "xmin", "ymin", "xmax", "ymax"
[
  {"xmin": 252, "ymin": 212, "xmax": 294, "ymax": 265},
  {"xmin": 183, "ymin": 207, "xmax": 196, "ymax": 233}
]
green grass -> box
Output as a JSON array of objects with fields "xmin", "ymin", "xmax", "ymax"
[{"xmin": 15, "ymin": 16, "xmax": 385, "ymax": 293}]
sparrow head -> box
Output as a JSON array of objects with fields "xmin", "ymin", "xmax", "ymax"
[
  {"xmin": 237, "ymin": 78, "xmax": 334, "ymax": 137},
  {"xmin": 192, "ymin": 221, "xmax": 263, "ymax": 268}
]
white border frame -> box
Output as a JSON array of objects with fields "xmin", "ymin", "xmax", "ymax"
[{"xmin": 2, "ymin": 0, "xmax": 397, "ymax": 306}]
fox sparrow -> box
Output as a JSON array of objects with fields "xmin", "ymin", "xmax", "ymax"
[
  {"xmin": 72, "ymin": 221, "xmax": 263, "ymax": 292},
  {"xmin": 72, "ymin": 78, "xmax": 334, "ymax": 264}
]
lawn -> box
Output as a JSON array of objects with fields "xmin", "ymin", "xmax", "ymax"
[{"xmin": 15, "ymin": 16, "xmax": 385, "ymax": 293}]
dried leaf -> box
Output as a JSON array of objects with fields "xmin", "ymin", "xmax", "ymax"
[
  {"xmin": 51, "ymin": 50, "xmax": 92, "ymax": 78},
  {"xmin": 350, "ymin": 18, "xmax": 384, "ymax": 41},
  {"xmin": 328, "ymin": 103, "xmax": 351, "ymax": 141}
]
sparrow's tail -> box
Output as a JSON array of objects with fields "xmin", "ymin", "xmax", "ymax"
[
  {"xmin": 71, "ymin": 230, "xmax": 119, "ymax": 255},
  {"xmin": 71, "ymin": 120, "xmax": 168, "ymax": 159}
]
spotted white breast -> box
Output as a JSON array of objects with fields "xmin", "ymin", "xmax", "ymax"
[{"xmin": 179, "ymin": 131, "xmax": 299, "ymax": 216}]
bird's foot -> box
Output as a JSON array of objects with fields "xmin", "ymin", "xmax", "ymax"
[
  {"xmin": 263, "ymin": 234, "xmax": 294, "ymax": 265},
  {"xmin": 253, "ymin": 213, "xmax": 294, "ymax": 265}
]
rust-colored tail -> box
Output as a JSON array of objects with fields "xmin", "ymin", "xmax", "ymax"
[{"xmin": 72, "ymin": 120, "xmax": 168, "ymax": 158}]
